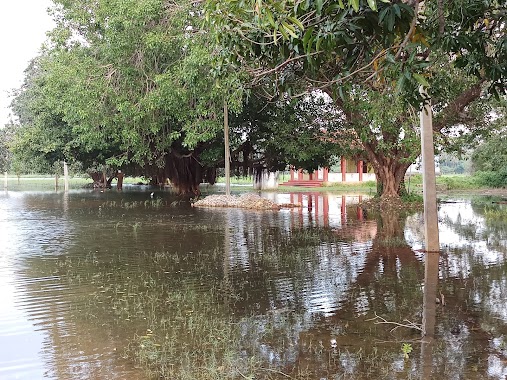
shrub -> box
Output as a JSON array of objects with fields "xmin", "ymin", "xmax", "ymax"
[{"xmin": 474, "ymin": 170, "xmax": 507, "ymax": 188}]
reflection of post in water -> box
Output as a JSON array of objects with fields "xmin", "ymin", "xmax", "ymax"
[
  {"xmin": 421, "ymin": 250, "xmax": 439, "ymax": 379},
  {"xmin": 307, "ymin": 194, "xmax": 313, "ymax": 223},
  {"xmin": 287, "ymin": 194, "xmax": 368, "ymax": 228},
  {"xmin": 223, "ymin": 211, "xmax": 232, "ymax": 307},
  {"xmin": 341, "ymin": 195, "xmax": 347, "ymax": 225},
  {"xmin": 298, "ymin": 193, "xmax": 303, "ymax": 227},
  {"xmin": 323, "ymin": 195, "xmax": 329, "ymax": 227},
  {"xmin": 63, "ymin": 191, "xmax": 69, "ymax": 215},
  {"xmin": 356, "ymin": 196, "xmax": 364, "ymax": 221}
]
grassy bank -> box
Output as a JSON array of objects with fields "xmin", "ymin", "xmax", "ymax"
[
  {"xmin": 405, "ymin": 173, "xmax": 484, "ymax": 193},
  {"xmin": 1, "ymin": 176, "xmax": 146, "ymax": 191},
  {"xmin": 1, "ymin": 173, "xmax": 493, "ymax": 193}
]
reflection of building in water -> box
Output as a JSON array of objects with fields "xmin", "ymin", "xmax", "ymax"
[
  {"xmin": 223, "ymin": 194, "xmax": 376, "ymax": 319},
  {"xmin": 264, "ymin": 192, "xmax": 374, "ymax": 230}
]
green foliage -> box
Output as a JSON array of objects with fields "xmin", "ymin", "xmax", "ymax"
[
  {"xmin": 12, "ymin": 0, "xmax": 241, "ymax": 184},
  {"xmin": 401, "ymin": 343, "xmax": 413, "ymax": 359},
  {"xmin": 472, "ymin": 131, "xmax": 507, "ymax": 173},
  {"xmin": 0, "ymin": 125, "xmax": 14, "ymax": 172},
  {"xmin": 407, "ymin": 174, "xmax": 482, "ymax": 191},
  {"xmin": 475, "ymin": 170, "xmax": 507, "ymax": 188},
  {"xmin": 439, "ymin": 152, "xmax": 472, "ymax": 175},
  {"xmin": 206, "ymin": 0, "xmax": 424, "ymax": 102},
  {"xmin": 206, "ymin": 0, "xmax": 506, "ymax": 199},
  {"xmin": 231, "ymin": 95, "xmax": 342, "ymax": 173},
  {"xmin": 426, "ymin": 0, "xmax": 507, "ymax": 98},
  {"xmin": 206, "ymin": 0, "xmax": 505, "ymax": 103},
  {"xmin": 438, "ymin": 175, "xmax": 481, "ymax": 190}
]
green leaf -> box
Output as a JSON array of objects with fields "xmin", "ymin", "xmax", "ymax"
[
  {"xmin": 349, "ymin": 0, "xmax": 360, "ymax": 12},
  {"xmin": 281, "ymin": 22, "xmax": 297, "ymax": 39},
  {"xmin": 302, "ymin": 27, "xmax": 314, "ymax": 51},
  {"xmin": 393, "ymin": 4, "xmax": 401, "ymax": 18},
  {"xmin": 367, "ymin": 0, "xmax": 377, "ymax": 11},
  {"xmin": 413, "ymin": 73, "xmax": 430, "ymax": 88},
  {"xmin": 387, "ymin": 11, "xmax": 395, "ymax": 31},
  {"xmin": 378, "ymin": 7, "xmax": 390, "ymax": 23},
  {"xmin": 265, "ymin": 9, "xmax": 275, "ymax": 27},
  {"xmin": 288, "ymin": 16, "xmax": 304, "ymax": 31},
  {"xmin": 316, "ymin": 0, "xmax": 324, "ymax": 16},
  {"xmin": 395, "ymin": 75, "xmax": 405, "ymax": 94},
  {"xmin": 278, "ymin": 24, "xmax": 289, "ymax": 39}
]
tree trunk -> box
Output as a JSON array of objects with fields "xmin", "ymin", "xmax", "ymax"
[
  {"xmin": 164, "ymin": 151, "xmax": 204, "ymax": 195},
  {"xmin": 89, "ymin": 171, "xmax": 110, "ymax": 188},
  {"xmin": 372, "ymin": 161, "xmax": 412, "ymax": 199}
]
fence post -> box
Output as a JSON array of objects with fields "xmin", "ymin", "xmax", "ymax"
[{"xmin": 63, "ymin": 161, "xmax": 69, "ymax": 192}]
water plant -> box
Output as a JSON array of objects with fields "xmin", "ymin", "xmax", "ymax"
[{"xmin": 401, "ymin": 343, "xmax": 413, "ymax": 359}]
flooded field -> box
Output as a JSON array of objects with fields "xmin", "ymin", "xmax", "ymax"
[{"xmin": 0, "ymin": 189, "xmax": 506, "ymax": 379}]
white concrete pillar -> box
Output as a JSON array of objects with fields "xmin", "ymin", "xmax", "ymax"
[
  {"xmin": 420, "ymin": 97, "xmax": 440, "ymax": 252},
  {"xmin": 63, "ymin": 161, "xmax": 69, "ymax": 192}
]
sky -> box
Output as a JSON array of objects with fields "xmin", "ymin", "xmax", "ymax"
[{"xmin": 0, "ymin": 0, "xmax": 55, "ymax": 127}]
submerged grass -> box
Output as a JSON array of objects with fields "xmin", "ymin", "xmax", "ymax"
[
  {"xmin": 483, "ymin": 207, "xmax": 507, "ymax": 222},
  {"xmin": 124, "ymin": 288, "xmax": 260, "ymax": 380},
  {"xmin": 100, "ymin": 198, "xmax": 166, "ymax": 209}
]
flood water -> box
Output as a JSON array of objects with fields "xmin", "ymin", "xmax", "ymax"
[{"xmin": 1, "ymin": 189, "xmax": 507, "ymax": 379}]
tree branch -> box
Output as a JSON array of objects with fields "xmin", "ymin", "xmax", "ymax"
[{"xmin": 433, "ymin": 80, "xmax": 486, "ymax": 132}]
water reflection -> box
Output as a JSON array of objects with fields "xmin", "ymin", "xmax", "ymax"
[{"xmin": 0, "ymin": 190, "xmax": 507, "ymax": 379}]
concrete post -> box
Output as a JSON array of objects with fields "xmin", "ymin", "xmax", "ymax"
[
  {"xmin": 224, "ymin": 100, "xmax": 231, "ymax": 196},
  {"xmin": 420, "ymin": 96, "xmax": 440, "ymax": 252},
  {"xmin": 63, "ymin": 161, "xmax": 69, "ymax": 192},
  {"xmin": 3, "ymin": 172, "xmax": 7, "ymax": 190}
]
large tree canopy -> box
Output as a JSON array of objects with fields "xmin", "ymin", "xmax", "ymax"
[
  {"xmin": 206, "ymin": 0, "xmax": 507, "ymax": 198},
  {"xmin": 11, "ymin": 0, "xmax": 240, "ymax": 193},
  {"xmin": 11, "ymin": 0, "xmax": 345, "ymax": 193}
]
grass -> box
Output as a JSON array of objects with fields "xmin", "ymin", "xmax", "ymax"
[
  {"xmin": 483, "ymin": 206, "xmax": 507, "ymax": 223},
  {"xmin": 100, "ymin": 198, "xmax": 166, "ymax": 209},
  {"xmin": 2, "ymin": 173, "xmax": 491, "ymax": 195},
  {"xmin": 406, "ymin": 173, "xmax": 481, "ymax": 192},
  {"xmin": 1, "ymin": 175, "xmax": 148, "ymax": 191}
]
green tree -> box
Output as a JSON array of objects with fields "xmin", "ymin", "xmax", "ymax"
[
  {"xmin": 473, "ymin": 136, "xmax": 507, "ymax": 173},
  {"xmin": 0, "ymin": 124, "xmax": 14, "ymax": 172},
  {"xmin": 12, "ymin": 0, "xmax": 244, "ymax": 194},
  {"xmin": 13, "ymin": 0, "xmax": 349, "ymax": 193},
  {"xmin": 206, "ymin": 0, "xmax": 506, "ymax": 198},
  {"xmin": 229, "ymin": 95, "xmax": 342, "ymax": 175}
]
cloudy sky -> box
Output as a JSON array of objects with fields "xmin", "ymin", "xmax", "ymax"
[{"xmin": 0, "ymin": 0, "xmax": 55, "ymax": 126}]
